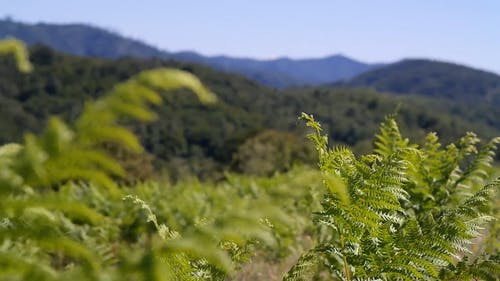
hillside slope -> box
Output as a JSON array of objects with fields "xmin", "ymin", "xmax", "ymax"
[
  {"xmin": 2, "ymin": 46, "xmax": 500, "ymax": 179},
  {"xmin": 0, "ymin": 19, "xmax": 164, "ymax": 58},
  {"xmin": 0, "ymin": 19, "xmax": 379, "ymax": 88},
  {"xmin": 340, "ymin": 59, "xmax": 500, "ymax": 104}
]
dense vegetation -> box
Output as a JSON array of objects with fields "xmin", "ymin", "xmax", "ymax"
[
  {"xmin": 338, "ymin": 59, "xmax": 500, "ymax": 105},
  {"xmin": 0, "ymin": 39, "xmax": 295, "ymax": 280},
  {"xmin": 0, "ymin": 39, "xmax": 499, "ymax": 280},
  {"xmin": 285, "ymin": 114, "xmax": 500, "ymax": 280},
  {"xmin": 1, "ymin": 45, "xmax": 500, "ymax": 179}
]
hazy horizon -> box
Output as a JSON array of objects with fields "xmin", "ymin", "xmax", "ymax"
[{"xmin": 3, "ymin": 0, "xmax": 500, "ymax": 73}]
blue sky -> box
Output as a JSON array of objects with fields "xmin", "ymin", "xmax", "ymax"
[{"xmin": 3, "ymin": 0, "xmax": 500, "ymax": 73}]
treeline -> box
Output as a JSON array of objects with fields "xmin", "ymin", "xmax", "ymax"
[
  {"xmin": 1, "ymin": 45, "xmax": 500, "ymax": 179},
  {"xmin": 338, "ymin": 59, "xmax": 500, "ymax": 104}
]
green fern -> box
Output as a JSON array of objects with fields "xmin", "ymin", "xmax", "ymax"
[
  {"xmin": 286, "ymin": 113, "xmax": 499, "ymax": 281},
  {"xmin": 0, "ymin": 37, "xmax": 32, "ymax": 72}
]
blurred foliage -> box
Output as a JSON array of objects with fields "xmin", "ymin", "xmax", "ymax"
[
  {"xmin": 0, "ymin": 39, "xmax": 298, "ymax": 280},
  {"xmin": 0, "ymin": 37, "xmax": 32, "ymax": 72},
  {"xmin": 232, "ymin": 130, "xmax": 315, "ymax": 176}
]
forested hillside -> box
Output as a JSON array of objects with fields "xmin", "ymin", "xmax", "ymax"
[
  {"xmin": 0, "ymin": 18, "xmax": 165, "ymax": 58},
  {"xmin": 0, "ymin": 19, "xmax": 379, "ymax": 88},
  {"xmin": 2, "ymin": 45, "xmax": 500, "ymax": 179},
  {"xmin": 339, "ymin": 59, "xmax": 500, "ymax": 104}
]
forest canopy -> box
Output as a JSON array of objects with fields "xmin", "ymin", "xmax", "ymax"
[{"xmin": 1, "ymin": 45, "xmax": 500, "ymax": 179}]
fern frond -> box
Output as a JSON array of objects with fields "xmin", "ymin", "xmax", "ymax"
[
  {"xmin": 293, "ymin": 113, "xmax": 500, "ymax": 280},
  {"xmin": 0, "ymin": 37, "xmax": 32, "ymax": 72},
  {"xmin": 283, "ymin": 249, "xmax": 320, "ymax": 281},
  {"xmin": 455, "ymin": 137, "xmax": 500, "ymax": 190},
  {"xmin": 374, "ymin": 116, "xmax": 409, "ymax": 158}
]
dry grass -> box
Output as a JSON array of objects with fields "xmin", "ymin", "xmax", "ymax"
[{"xmin": 229, "ymin": 235, "xmax": 314, "ymax": 281}]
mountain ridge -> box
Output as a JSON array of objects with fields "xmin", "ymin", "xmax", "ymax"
[
  {"xmin": 3, "ymin": 19, "xmax": 499, "ymax": 103},
  {"xmin": 0, "ymin": 18, "xmax": 380, "ymax": 88},
  {"xmin": 336, "ymin": 58, "xmax": 500, "ymax": 105}
]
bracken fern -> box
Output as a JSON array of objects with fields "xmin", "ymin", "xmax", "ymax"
[{"xmin": 285, "ymin": 113, "xmax": 499, "ymax": 281}]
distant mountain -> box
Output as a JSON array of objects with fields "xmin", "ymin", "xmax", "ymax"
[
  {"xmin": 178, "ymin": 53, "xmax": 383, "ymax": 88},
  {"xmin": 339, "ymin": 59, "xmax": 500, "ymax": 105},
  {"xmin": 0, "ymin": 18, "xmax": 165, "ymax": 58},
  {"xmin": 0, "ymin": 18, "xmax": 380, "ymax": 88}
]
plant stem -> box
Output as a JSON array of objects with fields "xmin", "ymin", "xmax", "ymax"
[{"xmin": 339, "ymin": 233, "xmax": 351, "ymax": 281}]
